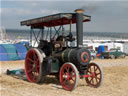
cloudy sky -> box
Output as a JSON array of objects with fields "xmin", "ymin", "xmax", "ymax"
[{"xmin": 1, "ymin": 0, "xmax": 128, "ymax": 32}]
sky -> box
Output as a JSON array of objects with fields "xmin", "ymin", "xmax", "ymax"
[{"xmin": 1, "ymin": 0, "xmax": 128, "ymax": 32}]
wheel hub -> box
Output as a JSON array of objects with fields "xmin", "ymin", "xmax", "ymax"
[
  {"xmin": 63, "ymin": 73, "xmax": 71, "ymax": 80},
  {"xmin": 63, "ymin": 74, "xmax": 68, "ymax": 79},
  {"xmin": 33, "ymin": 63, "xmax": 36, "ymax": 68},
  {"xmin": 92, "ymin": 72, "xmax": 96, "ymax": 78}
]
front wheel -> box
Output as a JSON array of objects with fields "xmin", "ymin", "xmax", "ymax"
[
  {"xmin": 59, "ymin": 62, "xmax": 79, "ymax": 91},
  {"xmin": 85, "ymin": 63, "xmax": 104, "ymax": 88}
]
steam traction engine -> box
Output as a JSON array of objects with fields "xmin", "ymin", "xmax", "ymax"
[{"xmin": 21, "ymin": 9, "xmax": 104, "ymax": 91}]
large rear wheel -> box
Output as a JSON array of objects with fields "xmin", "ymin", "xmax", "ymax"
[
  {"xmin": 85, "ymin": 63, "xmax": 104, "ymax": 88},
  {"xmin": 25, "ymin": 48, "xmax": 45, "ymax": 83},
  {"xmin": 60, "ymin": 63, "xmax": 79, "ymax": 91}
]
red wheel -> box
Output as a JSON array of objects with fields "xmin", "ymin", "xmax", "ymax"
[
  {"xmin": 85, "ymin": 63, "xmax": 104, "ymax": 88},
  {"xmin": 25, "ymin": 48, "xmax": 45, "ymax": 83},
  {"xmin": 60, "ymin": 62, "xmax": 79, "ymax": 91}
]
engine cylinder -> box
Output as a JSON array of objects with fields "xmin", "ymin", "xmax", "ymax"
[{"xmin": 55, "ymin": 48, "xmax": 91, "ymax": 66}]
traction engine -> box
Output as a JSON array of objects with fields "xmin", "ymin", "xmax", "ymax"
[{"xmin": 21, "ymin": 9, "xmax": 104, "ymax": 91}]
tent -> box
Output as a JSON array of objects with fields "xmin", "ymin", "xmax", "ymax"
[
  {"xmin": 0, "ymin": 43, "xmax": 28, "ymax": 61},
  {"xmin": 14, "ymin": 43, "xmax": 27, "ymax": 60},
  {"xmin": 2, "ymin": 44, "xmax": 19, "ymax": 60},
  {"xmin": 97, "ymin": 45, "xmax": 105, "ymax": 55},
  {"xmin": 0, "ymin": 44, "xmax": 9, "ymax": 61}
]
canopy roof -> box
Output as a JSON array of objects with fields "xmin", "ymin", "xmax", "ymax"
[{"xmin": 21, "ymin": 13, "xmax": 91, "ymax": 28}]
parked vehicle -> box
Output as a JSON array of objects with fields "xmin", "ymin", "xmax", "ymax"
[
  {"xmin": 101, "ymin": 48, "xmax": 126, "ymax": 59},
  {"xmin": 89, "ymin": 49, "xmax": 97, "ymax": 60}
]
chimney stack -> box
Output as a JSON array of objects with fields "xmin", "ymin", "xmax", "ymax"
[{"xmin": 75, "ymin": 9, "xmax": 84, "ymax": 48}]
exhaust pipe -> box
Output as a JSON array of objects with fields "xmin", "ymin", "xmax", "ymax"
[{"xmin": 75, "ymin": 9, "xmax": 84, "ymax": 48}]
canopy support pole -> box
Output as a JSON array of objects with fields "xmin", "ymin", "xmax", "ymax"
[
  {"xmin": 50, "ymin": 27, "xmax": 52, "ymax": 41},
  {"xmin": 70, "ymin": 20, "xmax": 72, "ymax": 33},
  {"xmin": 46, "ymin": 27, "xmax": 49, "ymax": 40},
  {"xmin": 33, "ymin": 29, "xmax": 41, "ymax": 46},
  {"xmin": 41, "ymin": 27, "xmax": 44, "ymax": 40},
  {"xmin": 30, "ymin": 27, "xmax": 33, "ymax": 47}
]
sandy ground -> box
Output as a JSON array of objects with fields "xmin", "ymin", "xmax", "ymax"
[{"xmin": 0, "ymin": 57, "xmax": 128, "ymax": 96}]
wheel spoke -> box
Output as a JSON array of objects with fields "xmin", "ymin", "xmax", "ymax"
[
  {"xmin": 71, "ymin": 78, "xmax": 75, "ymax": 82},
  {"xmin": 70, "ymin": 69, "xmax": 74, "ymax": 74},
  {"xmin": 96, "ymin": 77, "xmax": 100, "ymax": 80},
  {"xmin": 33, "ymin": 74, "xmax": 36, "ymax": 81},
  {"xmin": 94, "ymin": 66, "xmax": 95, "ymax": 72},
  {"xmin": 27, "ymin": 68, "xmax": 33, "ymax": 73},
  {"xmin": 27, "ymin": 57, "xmax": 34, "ymax": 63},
  {"xmin": 90, "ymin": 67, "xmax": 92, "ymax": 72},
  {"xmin": 27, "ymin": 63, "xmax": 33, "ymax": 67},
  {"xmin": 87, "ymin": 71, "xmax": 92, "ymax": 74},
  {"xmin": 36, "ymin": 64, "xmax": 40, "ymax": 68},
  {"xmin": 95, "ymin": 66, "xmax": 98, "ymax": 71},
  {"xmin": 96, "ymin": 72, "xmax": 101, "ymax": 75},
  {"xmin": 36, "ymin": 66, "xmax": 40, "ymax": 72},
  {"xmin": 92, "ymin": 78, "xmax": 94, "ymax": 84},
  {"xmin": 89, "ymin": 77, "xmax": 93, "ymax": 82},
  {"xmin": 95, "ymin": 78, "xmax": 98, "ymax": 83},
  {"xmin": 63, "ymin": 79, "xmax": 67, "ymax": 84},
  {"xmin": 33, "ymin": 52, "xmax": 38, "ymax": 61},
  {"xmin": 32, "ymin": 67, "xmax": 36, "ymax": 72},
  {"xmin": 36, "ymin": 58, "xmax": 39, "ymax": 64},
  {"xmin": 66, "ymin": 66, "xmax": 69, "ymax": 72}
]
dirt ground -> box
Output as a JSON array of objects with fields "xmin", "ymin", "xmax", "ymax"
[{"xmin": 0, "ymin": 57, "xmax": 128, "ymax": 96}]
